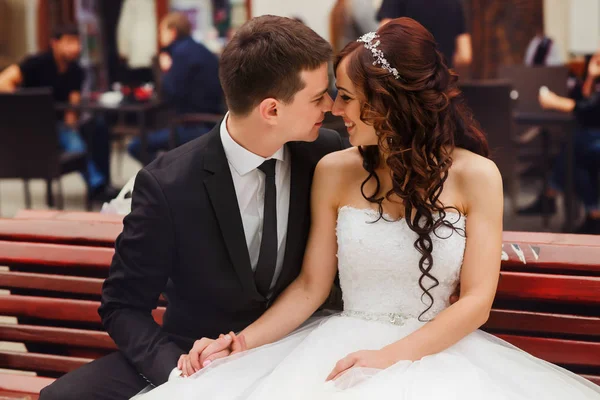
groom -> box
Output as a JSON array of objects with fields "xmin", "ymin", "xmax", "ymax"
[{"xmin": 40, "ymin": 15, "xmax": 343, "ymax": 400}]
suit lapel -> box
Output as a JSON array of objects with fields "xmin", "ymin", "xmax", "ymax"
[
  {"xmin": 203, "ymin": 130, "xmax": 264, "ymax": 302},
  {"xmin": 273, "ymin": 142, "xmax": 312, "ymax": 296}
]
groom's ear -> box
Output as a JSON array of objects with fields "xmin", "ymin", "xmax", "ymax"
[{"xmin": 259, "ymin": 98, "xmax": 279, "ymax": 125}]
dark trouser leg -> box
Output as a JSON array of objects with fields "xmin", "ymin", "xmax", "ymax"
[
  {"xmin": 80, "ymin": 116, "xmax": 112, "ymax": 185},
  {"xmin": 580, "ymin": 130, "xmax": 600, "ymax": 213},
  {"xmin": 39, "ymin": 352, "xmax": 149, "ymax": 400},
  {"xmin": 57, "ymin": 122, "xmax": 105, "ymax": 190},
  {"xmin": 176, "ymin": 125, "xmax": 211, "ymax": 145},
  {"xmin": 551, "ymin": 129, "xmax": 600, "ymax": 213}
]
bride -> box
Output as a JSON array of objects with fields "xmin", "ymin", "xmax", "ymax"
[{"xmin": 136, "ymin": 18, "xmax": 600, "ymax": 399}]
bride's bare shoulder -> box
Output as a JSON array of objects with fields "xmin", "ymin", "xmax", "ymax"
[
  {"xmin": 451, "ymin": 148, "xmax": 503, "ymax": 212},
  {"xmin": 315, "ymin": 147, "xmax": 364, "ymax": 178},
  {"xmin": 451, "ymin": 148, "xmax": 500, "ymax": 184},
  {"xmin": 312, "ymin": 148, "xmax": 364, "ymax": 203}
]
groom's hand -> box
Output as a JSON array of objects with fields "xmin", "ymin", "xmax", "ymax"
[
  {"xmin": 187, "ymin": 334, "xmax": 233, "ymax": 373},
  {"xmin": 199, "ymin": 331, "xmax": 247, "ymax": 366}
]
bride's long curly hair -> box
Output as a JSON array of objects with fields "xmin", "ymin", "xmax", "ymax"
[{"xmin": 335, "ymin": 18, "xmax": 489, "ymax": 320}]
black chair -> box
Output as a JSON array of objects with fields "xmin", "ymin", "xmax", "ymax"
[
  {"xmin": 459, "ymin": 80, "xmax": 518, "ymax": 210},
  {"xmin": 0, "ymin": 89, "xmax": 91, "ymax": 211},
  {"xmin": 497, "ymin": 65, "xmax": 570, "ymax": 176},
  {"xmin": 497, "ymin": 66, "xmax": 569, "ymax": 113},
  {"xmin": 497, "ymin": 66, "xmax": 571, "ymax": 226}
]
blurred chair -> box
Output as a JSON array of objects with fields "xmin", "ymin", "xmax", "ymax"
[
  {"xmin": 497, "ymin": 66, "xmax": 569, "ymax": 171},
  {"xmin": 0, "ymin": 89, "xmax": 91, "ymax": 211},
  {"xmin": 459, "ymin": 80, "xmax": 517, "ymax": 209},
  {"xmin": 497, "ymin": 65, "xmax": 569, "ymax": 113},
  {"xmin": 497, "ymin": 66, "xmax": 570, "ymax": 224},
  {"xmin": 168, "ymin": 113, "xmax": 224, "ymax": 150}
]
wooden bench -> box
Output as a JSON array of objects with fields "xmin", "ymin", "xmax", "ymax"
[
  {"xmin": 0, "ymin": 212, "xmax": 122, "ymax": 398},
  {"xmin": 483, "ymin": 232, "xmax": 600, "ymax": 386},
  {"xmin": 0, "ymin": 213, "xmax": 599, "ymax": 397}
]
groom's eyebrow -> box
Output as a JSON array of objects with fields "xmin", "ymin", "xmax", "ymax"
[{"xmin": 312, "ymin": 88, "xmax": 329, "ymax": 99}]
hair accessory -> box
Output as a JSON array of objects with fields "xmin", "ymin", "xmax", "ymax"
[{"xmin": 357, "ymin": 32, "xmax": 400, "ymax": 80}]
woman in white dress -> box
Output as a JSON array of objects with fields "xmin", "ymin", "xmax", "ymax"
[{"xmin": 136, "ymin": 18, "xmax": 600, "ymax": 399}]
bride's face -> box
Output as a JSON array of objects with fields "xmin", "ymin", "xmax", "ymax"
[{"xmin": 332, "ymin": 57, "xmax": 378, "ymax": 147}]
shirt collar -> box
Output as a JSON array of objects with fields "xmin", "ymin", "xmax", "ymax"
[{"xmin": 220, "ymin": 113, "xmax": 285, "ymax": 176}]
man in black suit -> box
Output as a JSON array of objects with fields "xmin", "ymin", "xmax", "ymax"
[{"xmin": 40, "ymin": 15, "xmax": 343, "ymax": 400}]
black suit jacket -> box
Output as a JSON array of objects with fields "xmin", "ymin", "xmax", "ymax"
[{"xmin": 99, "ymin": 125, "xmax": 344, "ymax": 385}]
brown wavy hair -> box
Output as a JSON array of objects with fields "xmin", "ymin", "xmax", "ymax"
[
  {"xmin": 329, "ymin": 0, "xmax": 348, "ymax": 54},
  {"xmin": 334, "ymin": 18, "xmax": 489, "ymax": 320}
]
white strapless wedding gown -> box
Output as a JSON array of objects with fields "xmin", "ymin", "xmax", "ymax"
[{"xmin": 136, "ymin": 206, "xmax": 600, "ymax": 399}]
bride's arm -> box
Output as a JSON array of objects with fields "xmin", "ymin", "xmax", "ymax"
[
  {"xmin": 382, "ymin": 157, "xmax": 503, "ymax": 362},
  {"xmin": 237, "ymin": 155, "xmax": 342, "ymax": 350}
]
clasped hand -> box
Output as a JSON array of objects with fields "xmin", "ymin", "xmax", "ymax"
[
  {"xmin": 178, "ymin": 331, "xmax": 247, "ymax": 377},
  {"xmin": 179, "ymin": 335, "xmax": 410, "ymax": 382},
  {"xmin": 178, "ymin": 291, "xmax": 461, "ymax": 379}
]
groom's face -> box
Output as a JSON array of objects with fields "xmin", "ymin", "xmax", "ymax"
[{"xmin": 276, "ymin": 63, "xmax": 333, "ymax": 142}]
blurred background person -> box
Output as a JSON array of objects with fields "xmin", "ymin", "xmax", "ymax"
[
  {"xmin": 0, "ymin": 24, "xmax": 118, "ymax": 202},
  {"xmin": 524, "ymin": 30, "xmax": 564, "ymax": 67},
  {"xmin": 329, "ymin": 0, "xmax": 378, "ymax": 55},
  {"xmin": 377, "ymin": 0, "xmax": 472, "ymax": 68},
  {"xmin": 127, "ymin": 12, "xmax": 224, "ymax": 164},
  {"xmin": 518, "ymin": 51, "xmax": 600, "ymax": 234},
  {"xmin": 116, "ymin": 0, "xmax": 157, "ymax": 86}
]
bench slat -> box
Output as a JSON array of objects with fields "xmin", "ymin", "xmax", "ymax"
[
  {"xmin": 0, "ymin": 241, "xmax": 113, "ymax": 269},
  {"xmin": 0, "ymin": 219, "xmax": 120, "ymax": 246},
  {"xmin": 581, "ymin": 375, "xmax": 600, "ymax": 386},
  {"xmin": 496, "ymin": 272, "xmax": 600, "ymax": 305},
  {"xmin": 0, "ymin": 295, "xmax": 165, "ymax": 325},
  {"xmin": 502, "ymin": 231, "xmax": 600, "ymax": 247},
  {"xmin": 500, "ymin": 237, "xmax": 600, "ymax": 274},
  {"xmin": 497, "ymin": 334, "xmax": 600, "ymax": 367},
  {"xmin": 485, "ymin": 309, "xmax": 600, "ymax": 336},
  {"xmin": 0, "ymin": 271, "xmax": 104, "ymax": 295},
  {"xmin": 0, "ymin": 390, "xmax": 39, "ymax": 399},
  {"xmin": 0, "ymin": 373, "xmax": 54, "ymax": 395},
  {"xmin": 0, "ymin": 350, "xmax": 93, "ymax": 373},
  {"xmin": 14, "ymin": 209, "xmax": 123, "ymax": 223},
  {"xmin": 0, "ymin": 324, "xmax": 116, "ymax": 350}
]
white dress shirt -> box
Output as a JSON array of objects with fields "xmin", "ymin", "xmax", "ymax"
[{"xmin": 220, "ymin": 114, "xmax": 291, "ymax": 293}]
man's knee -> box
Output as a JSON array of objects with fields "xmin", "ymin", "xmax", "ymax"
[
  {"xmin": 39, "ymin": 374, "xmax": 82, "ymax": 400},
  {"xmin": 39, "ymin": 352, "xmax": 146, "ymax": 400}
]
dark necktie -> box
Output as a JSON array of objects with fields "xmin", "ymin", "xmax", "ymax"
[{"xmin": 255, "ymin": 159, "xmax": 277, "ymax": 297}]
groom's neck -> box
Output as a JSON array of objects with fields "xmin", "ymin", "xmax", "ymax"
[{"xmin": 227, "ymin": 113, "xmax": 286, "ymax": 159}]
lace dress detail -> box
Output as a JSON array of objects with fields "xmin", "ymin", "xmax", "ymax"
[{"xmin": 336, "ymin": 206, "xmax": 466, "ymax": 321}]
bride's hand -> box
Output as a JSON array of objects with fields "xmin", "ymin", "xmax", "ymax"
[
  {"xmin": 199, "ymin": 331, "xmax": 247, "ymax": 366},
  {"xmin": 326, "ymin": 350, "xmax": 396, "ymax": 382},
  {"xmin": 177, "ymin": 354, "xmax": 194, "ymax": 377}
]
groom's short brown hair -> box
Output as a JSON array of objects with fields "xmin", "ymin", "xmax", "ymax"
[{"xmin": 219, "ymin": 15, "xmax": 332, "ymax": 116}]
